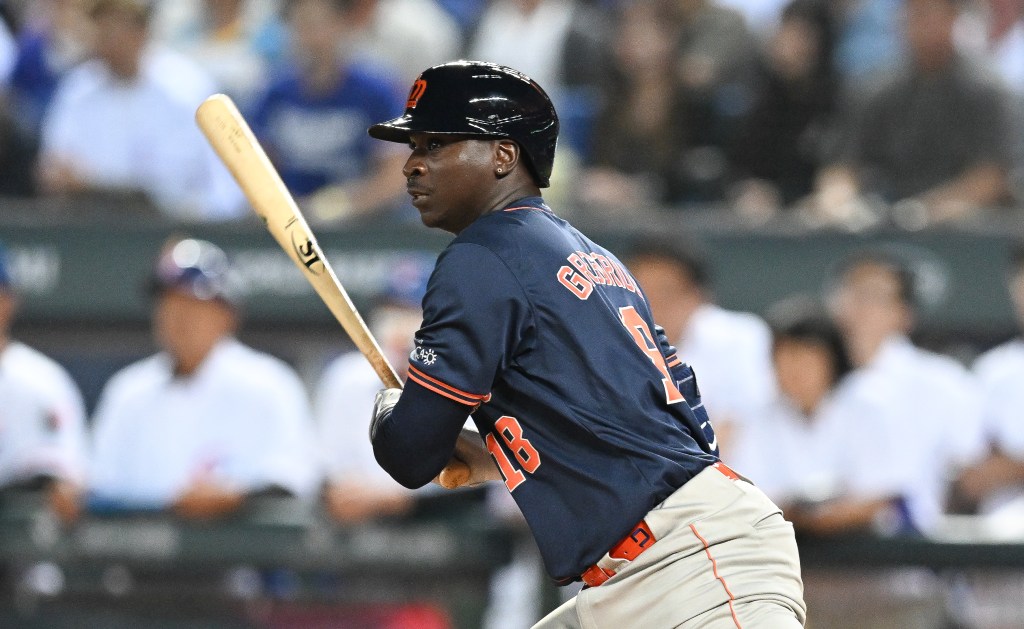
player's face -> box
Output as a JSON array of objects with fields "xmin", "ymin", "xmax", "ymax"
[
  {"xmin": 403, "ymin": 133, "xmax": 499, "ymax": 234},
  {"xmin": 773, "ymin": 338, "xmax": 834, "ymax": 416},
  {"xmin": 153, "ymin": 290, "xmax": 236, "ymax": 374},
  {"xmin": 828, "ymin": 264, "xmax": 911, "ymax": 340}
]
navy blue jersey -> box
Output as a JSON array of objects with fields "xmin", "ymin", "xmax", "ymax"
[{"xmin": 403, "ymin": 197, "xmax": 718, "ymax": 581}]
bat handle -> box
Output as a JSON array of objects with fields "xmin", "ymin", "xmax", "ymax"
[{"xmin": 438, "ymin": 459, "xmax": 472, "ymax": 489}]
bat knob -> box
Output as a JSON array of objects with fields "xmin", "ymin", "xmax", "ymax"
[{"xmin": 438, "ymin": 459, "xmax": 472, "ymax": 489}]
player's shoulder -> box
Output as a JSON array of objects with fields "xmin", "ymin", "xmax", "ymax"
[
  {"xmin": 913, "ymin": 344, "xmax": 973, "ymax": 380},
  {"xmin": 2, "ymin": 342, "xmax": 82, "ymax": 399},
  {"xmin": 973, "ymin": 339, "xmax": 1024, "ymax": 384},
  {"xmin": 51, "ymin": 59, "xmax": 109, "ymax": 102},
  {"xmin": 217, "ymin": 339, "xmax": 302, "ymax": 381},
  {"xmin": 694, "ymin": 304, "xmax": 771, "ymax": 344},
  {"xmin": 96, "ymin": 353, "xmax": 172, "ymax": 412}
]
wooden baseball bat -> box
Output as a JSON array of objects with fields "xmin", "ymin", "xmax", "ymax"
[{"xmin": 194, "ymin": 93, "xmax": 473, "ymax": 489}]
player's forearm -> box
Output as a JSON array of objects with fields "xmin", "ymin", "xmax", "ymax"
[{"xmin": 371, "ymin": 381, "xmax": 472, "ymax": 489}]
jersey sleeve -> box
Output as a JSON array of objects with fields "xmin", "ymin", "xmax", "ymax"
[
  {"xmin": 407, "ymin": 242, "xmax": 533, "ymax": 404},
  {"xmin": 371, "ymin": 243, "xmax": 532, "ymax": 488}
]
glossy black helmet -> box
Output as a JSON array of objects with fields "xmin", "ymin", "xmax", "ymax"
[{"xmin": 368, "ymin": 60, "xmax": 559, "ymax": 187}]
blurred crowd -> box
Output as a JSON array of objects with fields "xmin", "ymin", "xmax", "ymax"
[
  {"xmin": 0, "ymin": 0, "xmax": 1021, "ymax": 226},
  {"xmin": 3, "ymin": 0, "xmax": 1024, "ymax": 627}
]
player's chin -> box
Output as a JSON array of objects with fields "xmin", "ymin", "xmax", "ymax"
[{"xmin": 413, "ymin": 198, "xmax": 440, "ymax": 226}]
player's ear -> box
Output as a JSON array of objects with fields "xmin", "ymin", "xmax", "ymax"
[{"xmin": 494, "ymin": 139, "xmax": 519, "ymax": 179}]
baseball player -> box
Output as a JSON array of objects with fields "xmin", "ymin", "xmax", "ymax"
[
  {"xmin": 366, "ymin": 61, "xmax": 806, "ymax": 628},
  {"xmin": 89, "ymin": 237, "xmax": 320, "ymax": 517},
  {"xmin": 0, "ymin": 240, "xmax": 88, "ymax": 523}
]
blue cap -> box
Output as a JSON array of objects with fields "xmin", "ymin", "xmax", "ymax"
[
  {"xmin": 0, "ymin": 241, "xmax": 11, "ymax": 290},
  {"xmin": 151, "ymin": 238, "xmax": 239, "ymax": 305}
]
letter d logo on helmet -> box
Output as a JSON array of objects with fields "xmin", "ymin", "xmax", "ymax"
[{"xmin": 368, "ymin": 60, "xmax": 559, "ymax": 187}]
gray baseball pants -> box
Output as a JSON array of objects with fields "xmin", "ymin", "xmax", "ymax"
[{"xmin": 533, "ymin": 463, "xmax": 807, "ymax": 628}]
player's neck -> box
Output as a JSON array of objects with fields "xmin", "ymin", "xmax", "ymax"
[{"xmin": 488, "ymin": 184, "xmax": 542, "ymax": 215}]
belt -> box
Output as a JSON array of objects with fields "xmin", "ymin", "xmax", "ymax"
[{"xmin": 580, "ymin": 461, "xmax": 745, "ymax": 587}]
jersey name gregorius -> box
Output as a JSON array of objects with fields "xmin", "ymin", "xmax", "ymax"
[{"xmin": 408, "ymin": 197, "xmax": 718, "ymax": 582}]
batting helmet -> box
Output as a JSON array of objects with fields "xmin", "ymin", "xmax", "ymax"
[{"xmin": 368, "ymin": 60, "xmax": 559, "ymax": 187}]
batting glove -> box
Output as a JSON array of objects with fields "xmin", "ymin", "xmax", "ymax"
[{"xmin": 370, "ymin": 387, "xmax": 403, "ymax": 441}]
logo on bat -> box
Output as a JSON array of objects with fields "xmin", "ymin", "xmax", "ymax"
[{"xmin": 290, "ymin": 229, "xmax": 324, "ymax": 275}]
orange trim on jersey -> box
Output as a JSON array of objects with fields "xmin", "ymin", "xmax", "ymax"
[
  {"xmin": 666, "ymin": 353, "xmax": 682, "ymax": 368},
  {"xmin": 503, "ymin": 204, "xmax": 552, "ymax": 213},
  {"xmin": 690, "ymin": 523, "xmax": 744, "ymax": 628},
  {"xmin": 408, "ymin": 365, "xmax": 491, "ymax": 406}
]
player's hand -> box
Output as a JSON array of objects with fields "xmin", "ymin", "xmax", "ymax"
[
  {"xmin": 370, "ymin": 387, "xmax": 403, "ymax": 441},
  {"xmin": 173, "ymin": 480, "xmax": 245, "ymax": 520},
  {"xmin": 435, "ymin": 426, "xmax": 504, "ymax": 489}
]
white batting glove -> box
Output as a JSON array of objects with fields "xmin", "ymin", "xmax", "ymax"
[{"xmin": 370, "ymin": 388, "xmax": 403, "ymax": 441}]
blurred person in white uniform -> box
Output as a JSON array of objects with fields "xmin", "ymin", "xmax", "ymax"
[
  {"xmin": 0, "ymin": 240, "xmax": 88, "ymax": 522},
  {"xmin": 733, "ymin": 296, "xmax": 912, "ymax": 536},
  {"xmin": 827, "ymin": 248, "xmax": 986, "ymax": 533},
  {"xmin": 89, "ymin": 237, "xmax": 320, "ymax": 518},
  {"xmin": 624, "ymin": 236, "xmax": 775, "ymax": 456},
  {"xmin": 314, "ymin": 255, "xmax": 433, "ymax": 523},
  {"xmin": 36, "ymin": 0, "xmax": 244, "ymax": 220},
  {"xmin": 762, "ymin": 293, "xmax": 950, "ymax": 629},
  {"xmin": 957, "ymin": 242, "xmax": 1024, "ymax": 517}
]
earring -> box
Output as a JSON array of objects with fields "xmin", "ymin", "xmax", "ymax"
[{"xmin": 497, "ymin": 168, "xmax": 503, "ymax": 174}]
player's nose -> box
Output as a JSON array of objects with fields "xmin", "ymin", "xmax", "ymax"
[{"xmin": 403, "ymin": 153, "xmax": 425, "ymax": 179}]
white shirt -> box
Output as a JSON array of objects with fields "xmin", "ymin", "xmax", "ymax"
[
  {"xmin": 0, "ymin": 17, "xmax": 15, "ymax": 85},
  {"xmin": 974, "ymin": 339, "xmax": 1024, "ymax": 455},
  {"xmin": 353, "ymin": 0, "xmax": 462, "ymax": 84},
  {"xmin": 677, "ymin": 303, "xmax": 776, "ymax": 430},
  {"xmin": 315, "ymin": 352, "xmax": 408, "ymax": 488},
  {"xmin": 0, "ymin": 342, "xmax": 88, "ymax": 487},
  {"xmin": 733, "ymin": 369, "xmax": 908, "ymax": 508},
  {"xmin": 469, "ymin": 0, "xmax": 577, "ymax": 97},
  {"xmin": 861, "ymin": 335, "xmax": 987, "ymax": 531},
  {"xmin": 89, "ymin": 338, "xmax": 320, "ymax": 506},
  {"xmin": 40, "ymin": 46, "xmax": 245, "ymax": 220},
  {"xmin": 315, "ymin": 351, "xmax": 450, "ymax": 500},
  {"xmin": 152, "ymin": 0, "xmax": 281, "ymax": 109}
]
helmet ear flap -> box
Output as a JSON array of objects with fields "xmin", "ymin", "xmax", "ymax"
[{"xmin": 368, "ymin": 60, "xmax": 559, "ymax": 187}]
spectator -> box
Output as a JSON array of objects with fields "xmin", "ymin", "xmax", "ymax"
[
  {"xmin": 976, "ymin": 0, "xmax": 1024, "ymax": 203},
  {"xmin": 151, "ymin": 0, "xmax": 286, "ymax": 111},
  {"xmin": 579, "ymin": 0, "xmax": 758, "ymax": 211},
  {"xmin": 1, "ymin": 0, "xmax": 94, "ymax": 196},
  {"xmin": 718, "ymin": 0, "xmax": 790, "ymax": 38},
  {"xmin": 624, "ymin": 235, "xmax": 775, "ymax": 457},
  {"xmin": 0, "ymin": 240, "xmax": 88, "ymax": 523},
  {"xmin": 36, "ymin": 0, "xmax": 245, "ymax": 221},
  {"xmin": 730, "ymin": 0, "xmax": 841, "ymax": 220},
  {"xmin": 732, "ymin": 296, "xmax": 910, "ymax": 536},
  {"xmin": 315, "ymin": 256, "xmax": 432, "ymax": 523},
  {"xmin": 812, "ymin": 0, "xmax": 1014, "ymax": 227},
  {"xmin": 348, "ymin": 0, "xmax": 463, "ymax": 85},
  {"xmin": 574, "ymin": 1, "xmax": 685, "ymax": 214},
  {"xmin": 0, "ymin": 9, "xmax": 15, "ymax": 83},
  {"xmin": 89, "ymin": 237, "xmax": 320, "ymax": 518},
  {"xmin": 464, "ymin": 0, "xmax": 611, "ymax": 169},
  {"xmin": 5, "ymin": 0, "xmax": 95, "ymax": 134},
  {"xmin": 248, "ymin": 0, "xmax": 407, "ymax": 224},
  {"xmin": 956, "ymin": 242, "xmax": 1024, "ymax": 516},
  {"xmin": 826, "ymin": 248, "xmax": 986, "ymax": 533}
]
